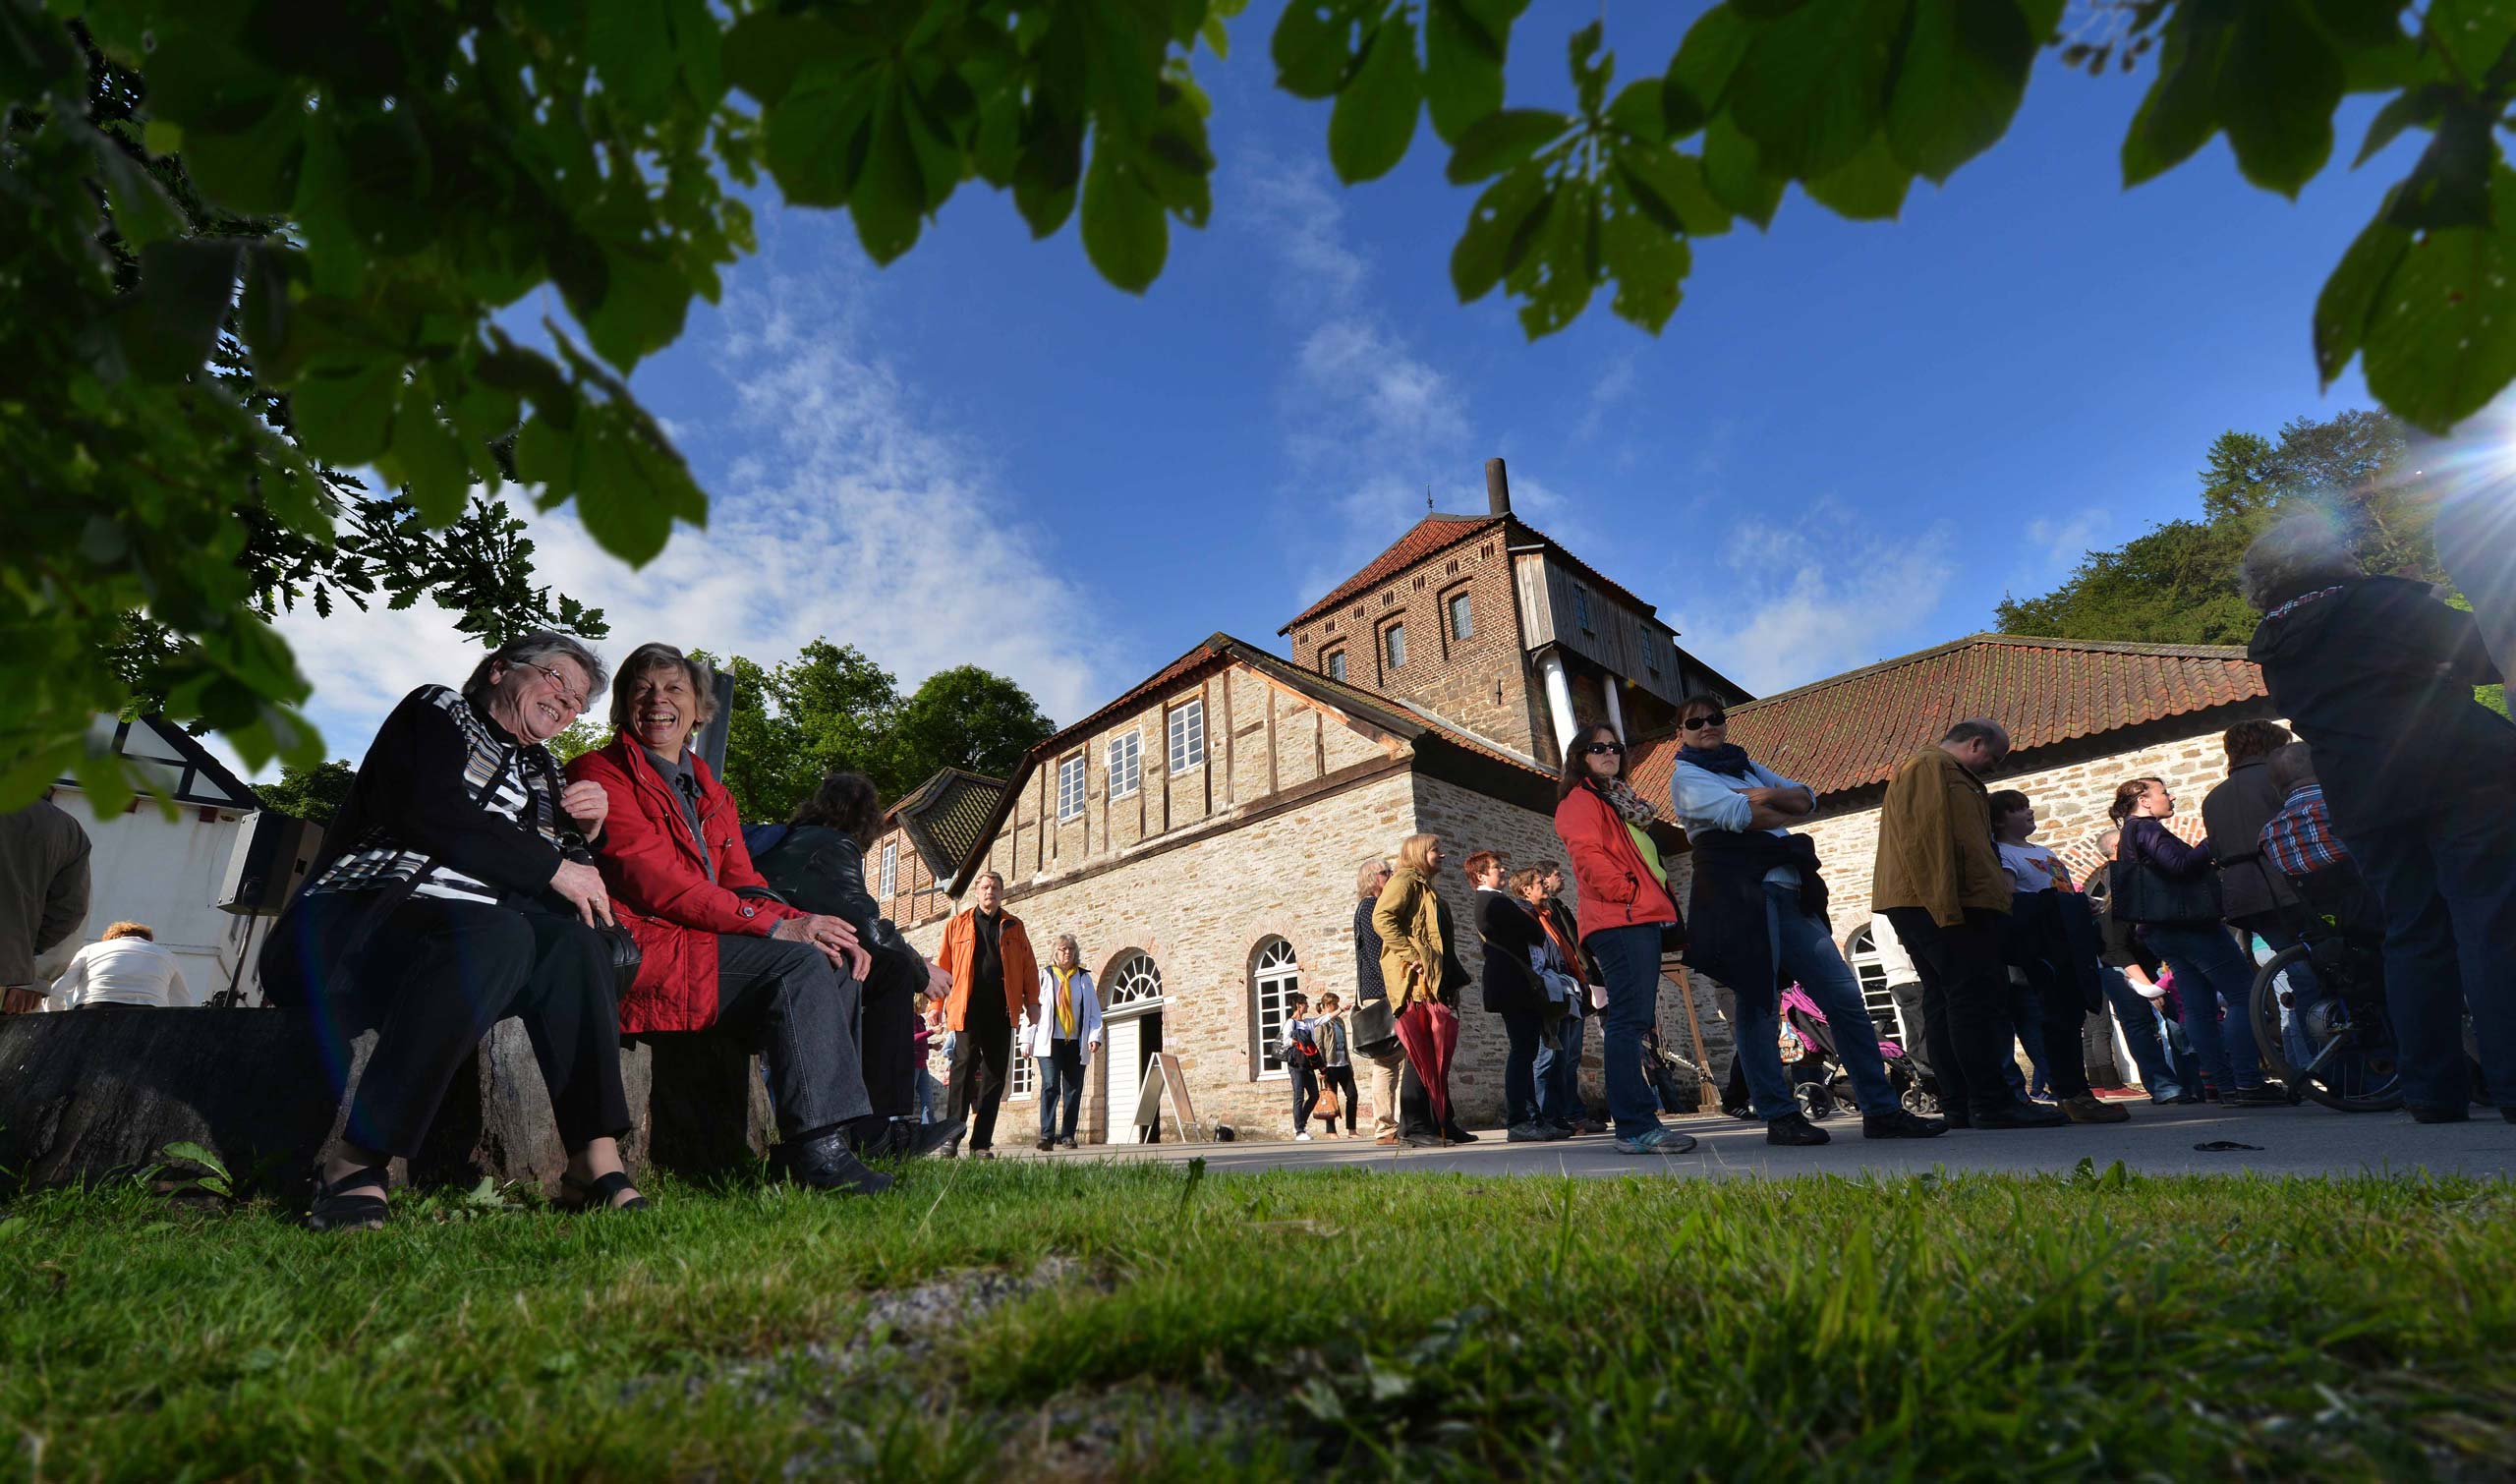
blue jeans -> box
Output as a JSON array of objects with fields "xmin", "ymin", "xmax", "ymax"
[
  {"xmin": 2239, "ymin": 917, "xmax": 2324, "ymax": 1072},
  {"xmin": 1536, "ymin": 1010, "xmax": 1586, "ymax": 1121},
  {"xmin": 2011, "ymin": 981, "xmax": 2051, "ymax": 1098},
  {"xmin": 1731, "ymin": 886, "xmax": 1901, "ymax": 1120},
  {"xmin": 1587, "ymin": 923, "xmax": 1668, "ymax": 1140},
  {"xmin": 1497, "ymin": 1007, "xmax": 1547, "ymax": 1126},
  {"xmin": 1034, "ymin": 1038, "xmax": 1085, "ymax": 1142},
  {"xmin": 2147, "ymin": 924, "xmax": 2265, "ymax": 1093},
  {"xmin": 2349, "ymin": 805, "xmax": 2516, "ymax": 1113},
  {"xmin": 2100, "ymin": 968, "xmax": 2182, "ymax": 1098}
]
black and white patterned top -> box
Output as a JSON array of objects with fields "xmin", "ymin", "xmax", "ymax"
[{"xmin": 303, "ymin": 684, "xmax": 570, "ymax": 907}]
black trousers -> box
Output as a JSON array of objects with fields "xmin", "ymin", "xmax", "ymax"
[
  {"xmin": 277, "ymin": 892, "xmax": 632, "ymax": 1159},
  {"xmin": 1883, "ymin": 907, "xmax": 2018, "ymax": 1119},
  {"xmin": 713, "ymin": 934, "xmax": 872, "ymax": 1139},
  {"xmin": 2017, "ymin": 962, "xmax": 2093, "ymax": 1100},
  {"xmin": 1319, "ymin": 1064, "xmax": 1359, "ymax": 1132},
  {"xmin": 857, "ymin": 971, "xmax": 922, "ymax": 1120},
  {"xmin": 1398, "ymin": 1057, "xmax": 1441, "ymax": 1138},
  {"xmin": 946, "ymin": 1002, "xmax": 1014, "ymax": 1150}
]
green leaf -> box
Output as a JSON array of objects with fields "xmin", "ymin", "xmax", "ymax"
[
  {"xmin": 1445, "ymin": 108, "xmax": 1569, "ymax": 184},
  {"xmin": 1080, "ymin": 137, "xmax": 1167, "ymax": 292},
  {"xmin": 590, "ymin": 0, "xmax": 675, "ymax": 119},
  {"xmin": 764, "ymin": 71, "xmax": 882, "ymax": 208},
  {"xmin": 2355, "ymin": 85, "xmax": 2447, "ymax": 168},
  {"xmin": 1801, "ymin": 129, "xmax": 1912, "ymax": 218},
  {"xmin": 1606, "ymin": 81, "xmax": 1668, "ymax": 145},
  {"xmin": 2312, "ymin": 211, "xmax": 2410, "ymax": 384},
  {"xmin": 2426, "ymin": 0, "xmax": 2516, "ymax": 83},
  {"xmin": 1729, "ymin": 0, "xmax": 1908, "ymax": 180},
  {"xmin": 115, "ymin": 240, "xmax": 242, "ymax": 384},
  {"xmin": 1702, "ymin": 112, "xmax": 1785, "ymax": 229},
  {"xmin": 80, "ymin": 125, "xmax": 184, "ymax": 247},
  {"xmin": 1612, "ymin": 143, "xmax": 1733, "ymax": 235},
  {"xmin": 571, "ymin": 413, "xmax": 698, "ymax": 565},
  {"xmin": 1273, "ymin": 0, "xmax": 1362, "ymax": 98},
  {"xmin": 1601, "ymin": 200, "xmax": 1692, "ymax": 332},
  {"xmin": 1450, "ymin": 163, "xmax": 1552, "ymax": 302},
  {"xmin": 1569, "ymin": 20, "xmax": 1611, "ymax": 118},
  {"xmin": 723, "ymin": 14, "xmax": 864, "ymax": 107},
  {"xmin": 2359, "ymin": 175, "xmax": 2516, "ymax": 431},
  {"xmin": 179, "ymin": 94, "xmax": 310, "ymax": 215},
  {"xmin": 1662, "ymin": 4, "xmax": 1755, "ymax": 138},
  {"xmin": 1328, "ymin": 13, "xmax": 1423, "ymax": 183},
  {"xmin": 851, "ymin": 87, "xmax": 929, "ymax": 263},
  {"xmin": 1083, "ymin": 0, "xmax": 1159, "ymax": 135},
  {"xmin": 1512, "ymin": 177, "xmax": 1598, "ymax": 337},
  {"xmin": 2216, "ymin": 0, "xmax": 2344, "ymax": 198},
  {"xmin": 2122, "ymin": 6, "xmax": 2231, "ymax": 187},
  {"xmin": 585, "ymin": 241, "xmax": 691, "ymax": 371},
  {"xmin": 1423, "ymin": 0, "xmax": 1510, "ymax": 143},
  {"xmin": 1886, "ymin": 0, "xmax": 2041, "ymax": 185},
  {"xmin": 382, "ymin": 406, "xmax": 474, "ymax": 525},
  {"xmin": 513, "ymin": 412, "xmax": 579, "ymax": 489},
  {"xmin": 290, "ymin": 356, "xmax": 404, "ymax": 466}
]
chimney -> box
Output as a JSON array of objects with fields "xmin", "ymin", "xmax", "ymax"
[{"xmin": 1485, "ymin": 457, "xmax": 1511, "ymax": 516}]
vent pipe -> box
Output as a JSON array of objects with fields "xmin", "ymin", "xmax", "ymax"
[{"xmin": 1485, "ymin": 457, "xmax": 1511, "ymax": 516}]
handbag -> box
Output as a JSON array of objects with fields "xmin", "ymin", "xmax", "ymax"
[
  {"xmin": 2107, "ymin": 857, "xmax": 2223, "ymax": 928},
  {"xmin": 1314, "ymin": 1086, "xmax": 1342, "ymax": 1119},
  {"xmin": 1349, "ymin": 997, "xmax": 1400, "ymax": 1057}
]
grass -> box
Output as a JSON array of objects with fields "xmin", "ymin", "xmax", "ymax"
[{"xmin": 3, "ymin": 1159, "xmax": 2514, "ymax": 1480}]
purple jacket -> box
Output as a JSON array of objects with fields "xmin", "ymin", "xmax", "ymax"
[{"xmin": 2122, "ymin": 816, "xmax": 2213, "ymax": 879}]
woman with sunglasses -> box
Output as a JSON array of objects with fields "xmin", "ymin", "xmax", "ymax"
[
  {"xmin": 1552, "ymin": 722, "xmax": 1698, "ymax": 1156},
  {"xmin": 1668, "ymin": 696, "xmax": 1945, "ymax": 1145}
]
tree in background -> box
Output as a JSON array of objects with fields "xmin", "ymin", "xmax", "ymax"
[
  {"xmin": 890, "ymin": 666, "xmax": 1059, "ymax": 784},
  {"xmin": 13, "ymin": 0, "xmax": 2514, "ymax": 804},
  {"xmin": 250, "ymin": 758, "xmax": 355, "ymax": 825}
]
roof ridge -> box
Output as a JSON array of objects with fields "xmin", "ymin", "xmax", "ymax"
[
  {"xmin": 1279, "ymin": 515, "xmax": 1506, "ymax": 632},
  {"xmin": 1732, "ymin": 631, "xmax": 2255, "ymax": 712}
]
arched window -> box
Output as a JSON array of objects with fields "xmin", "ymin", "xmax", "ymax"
[
  {"xmin": 1105, "ymin": 950, "xmax": 1164, "ymax": 1008},
  {"xmin": 1842, "ymin": 924, "xmax": 1910, "ymax": 1047},
  {"xmin": 1250, "ymin": 938, "xmax": 1299, "ymax": 1079}
]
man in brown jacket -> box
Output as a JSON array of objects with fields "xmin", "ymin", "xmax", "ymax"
[
  {"xmin": 1873, "ymin": 719, "xmax": 2065, "ymax": 1129},
  {"xmin": 932, "ymin": 870, "xmax": 1039, "ymax": 1158}
]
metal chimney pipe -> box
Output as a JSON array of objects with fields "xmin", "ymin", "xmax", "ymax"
[{"xmin": 1485, "ymin": 457, "xmax": 1511, "ymax": 516}]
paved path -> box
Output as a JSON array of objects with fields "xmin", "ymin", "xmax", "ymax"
[{"xmin": 997, "ymin": 1102, "xmax": 2516, "ymax": 1181}]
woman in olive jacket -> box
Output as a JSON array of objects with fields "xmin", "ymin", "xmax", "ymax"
[{"xmin": 1372, "ymin": 834, "xmax": 1471, "ymax": 1143}]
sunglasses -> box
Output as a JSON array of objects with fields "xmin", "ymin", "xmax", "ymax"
[
  {"xmin": 1682, "ymin": 713, "xmax": 1728, "ymax": 731},
  {"xmin": 1584, "ymin": 740, "xmax": 1626, "ymax": 755}
]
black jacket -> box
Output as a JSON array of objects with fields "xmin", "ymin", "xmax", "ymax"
[
  {"xmin": 2001, "ymin": 888, "xmax": 2106, "ymax": 1014},
  {"xmin": 1351, "ymin": 897, "xmax": 1388, "ymax": 1004},
  {"xmin": 2201, "ymin": 758, "xmax": 2297, "ymax": 922},
  {"xmin": 1683, "ymin": 830, "xmax": 1828, "ymax": 1011},
  {"xmin": 2248, "ymin": 575, "xmax": 2513, "ymax": 834},
  {"xmin": 751, "ymin": 826, "xmax": 924, "ymax": 1000},
  {"xmin": 1476, "ymin": 888, "xmax": 1550, "ymax": 1016}
]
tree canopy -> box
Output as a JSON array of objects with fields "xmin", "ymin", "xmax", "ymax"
[
  {"xmin": 10, "ymin": 0, "xmax": 2516, "ymax": 808},
  {"xmin": 248, "ymin": 756, "xmax": 355, "ymax": 825}
]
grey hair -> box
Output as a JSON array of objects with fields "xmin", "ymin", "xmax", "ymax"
[
  {"xmin": 1356, "ymin": 857, "xmax": 1393, "ymax": 895},
  {"xmin": 1053, "ymin": 932, "xmax": 1081, "ymax": 961},
  {"xmin": 607, "ymin": 642, "xmax": 718, "ymax": 734},
  {"xmin": 463, "ymin": 630, "xmax": 609, "ymax": 705},
  {"xmin": 975, "ymin": 869, "xmax": 1004, "ymax": 890},
  {"xmin": 2240, "ymin": 510, "xmax": 2361, "ymax": 611},
  {"xmin": 2266, "ymin": 740, "xmax": 2319, "ymax": 794},
  {"xmin": 2095, "ymin": 827, "xmax": 2122, "ymax": 854},
  {"xmin": 1941, "ymin": 718, "xmax": 2010, "ymax": 751}
]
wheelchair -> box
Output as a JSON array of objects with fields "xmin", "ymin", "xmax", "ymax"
[{"xmin": 2246, "ymin": 864, "xmax": 2479, "ymax": 1113}]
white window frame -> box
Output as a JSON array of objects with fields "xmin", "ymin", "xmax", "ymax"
[
  {"xmin": 1106, "ymin": 731, "xmax": 1142, "ymax": 799},
  {"xmin": 1107, "ymin": 950, "xmax": 1165, "ymax": 1006},
  {"xmin": 1325, "ymin": 649, "xmax": 1346, "ymax": 683},
  {"xmin": 1251, "ymin": 939, "xmax": 1300, "ymax": 1080},
  {"xmin": 1056, "ymin": 754, "xmax": 1085, "ymax": 822},
  {"xmin": 878, "ymin": 839, "xmax": 897, "ymax": 900},
  {"xmin": 1843, "ymin": 925, "xmax": 1910, "ymax": 1047},
  {"xmin": 1384, "ymin": 621, "xmax": 1407, "ymax": 670},
  {"xmin": 1168, "ymin": 699, "xmax": 1205, "ymax": 772},
  {"xmin": 1447, "ymin": 590, "xmax": 1473, "ymax": 641},
  {"xmin": 1010, "ymin": 1017, "xmax": 1038, "ymax": 1099}
]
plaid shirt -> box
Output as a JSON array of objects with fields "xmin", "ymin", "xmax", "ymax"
[{"xmin": 2259, "ymin": 784, "xmax": 2348, "ymax": 877}]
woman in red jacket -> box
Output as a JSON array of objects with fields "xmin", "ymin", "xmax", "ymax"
[
  {"xmin": 1553, "ymin": 721, "xmax": 1697, "ymax": 1156},
  {"xmin": 568, "ymin": 643, "xmax": 904, "ymax": 1195}
]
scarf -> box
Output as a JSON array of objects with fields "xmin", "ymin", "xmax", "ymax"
[
  {"xmin": 1678, "ymin": 742, "xmax": 1754, "ymax": 778},
  {"xmin": 1596, "ymin": 776, "xmax": 1658, "ymax": 827},
  {"xmin": 1051, "ymin": 964, "xmax": 1080, "ymax": 1038}
]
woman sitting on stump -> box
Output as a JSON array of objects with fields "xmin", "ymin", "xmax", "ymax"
[
  {"xmin": 568, "ymin": 644, "xmax": 900, "ymax": 1196},
  {"xmin": 265, "ymin": 631, "xmax": 644, "ymax": 1230}
]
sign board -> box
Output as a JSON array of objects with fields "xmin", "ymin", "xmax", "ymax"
[{"xmin": 1127, "ymin": 1052, "xmax": 1204, "ymax": 1142}]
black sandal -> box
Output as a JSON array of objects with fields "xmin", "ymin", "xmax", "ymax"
[
  {"xmin": 557, "ymin": 1170, "xmax": 650, "ymax": 1212},
  {"xmin": 304, "ymin": 1163, "xmax": 391, "ymax": 1232}
]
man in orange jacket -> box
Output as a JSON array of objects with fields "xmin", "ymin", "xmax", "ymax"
[{"xmin": 933, "ymin": 870, "xmax": 1039, "ymax": 1158}]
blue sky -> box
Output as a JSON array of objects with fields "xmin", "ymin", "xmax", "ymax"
[{"xmin": 261, "ymin": 2, "xmax": 2419, "ymax": 777}]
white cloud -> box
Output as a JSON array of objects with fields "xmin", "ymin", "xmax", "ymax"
[
  {"xmin": 1572, "ymin": 351, "xmax": 1637, "ymax": 442},
  {"xmin": 2025, "ymin": 508, "xmax": 2108, "ymax": 571},
  {"xmin": 1665, "ymin": 508, "xmax": 1959, "ymax": 695},
  {"xmin": 260, "ymin": 269, "xmax": 1118, "ymax": 778}
]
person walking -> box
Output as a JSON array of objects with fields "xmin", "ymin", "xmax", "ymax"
[
  {"xmin": 1669, "ymin": 695, "xmax": 1944, "ymax": 1145},
  {"xmin": 1029, "ymin": 934, "xmax": 1103, "ymax": 1150},
  {"xmin": 1314, "ymin": 994, "xmax": 1361, "ymax": 1136},
  {"xmin": 1282, "ymin": 990, "xmax": 1322, "ymax": 1140},
  {"xmin": 2108, "ymin": 777, "xmax": 2283, "ymax": 1105},
  {"xmin": 2241, "ymin": 511, "xmax": 2516, "ymax": 1122},
  {"xmin": 1525, "ymin": 863, "xmax": 1601, "ymax": 1134},
  {"xmin": 1552, "ymin": 721, "xmax": 1698, "ymax": 1157},
  {"xmin": 1873, "ymin": 719, "xmax": 2066, "ymax": 1129},
  {"xmin": 1372, "ymin": 834, "xmax": 1472, "ymax": 1147},
  {"xmin": 934, "ymin": 870, "xmax": 1041, "ymax": 1158},
  {"xmin": 1350, "ymin": 857, "xmax": 1406, "ymax": 1144},
  {"xmin": 46, "ymin": 922, "xmax": 191, "ymax": 1008},
  {"xmin": 1, "ymin": 797, "xmax": 89, "ymax": 1016}
]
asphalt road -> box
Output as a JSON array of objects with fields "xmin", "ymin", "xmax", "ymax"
[{"xmin": 995, "ymin": 1101, "xmax": 2516, "ymax": 1181}]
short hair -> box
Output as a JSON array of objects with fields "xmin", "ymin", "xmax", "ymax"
[
  {"xmin": 1507, "ymin": 866, "xmax": 1547, "ymax": 895},
  {"xmin": 2095, "ymin": 828, "xmax": 2122, "ymax": 854},
  {"xmin": 1318, "ymin": 993, "xmax": 1341, "ymax": 1009},
  {"xmin": 791, "ymin": 771, "xmax": 885, "ymax": 845},
  {"xmin": 1942, "ymin": 718, "xmax": 2009, "ymax": 752},
  {"xmin": 2267, "ymin": 740, "xmax": 2319, "ymax": 794},
  {"xmin": 974, "ymin": 869, "xmax": 1004, "ymax": 890},
  {"xmin": 1394, "ymin": 834, "xmax": 1441, "ymax": 873},
  {"xmin": 2108, "ymin": 777, "xmax": 2164, "ymax": 825},
  {"xmin": 1985, "ymin": 789, "xmax": 2031, "ymax": 823},
  {"xmin": 100, "ymin": 921, "xmax": 152, "ymax": 942},
  {"xmin": 1528, "ymin": 858, "xmax": 1561, "ymax": 878},
  {"xmin": 1356, "ymin": 857, "xmax": 1393, "ymax": 896},
  {"xmin": 1461, "ymin": 849, "xmax": 1505, "ymax": 880},
  {"xmin": 2223, "ymin": 719, "xmax": 2292, "ymax": 765},
  {"xmin": 1052, "ymin": 932, "xmax": 1081, "ymax": 961},
  {"xmin": 1677, "ymin": 692, "xmax": 1728, "ymax": 722},
  {"xmin": 606, "ymin": 643, "xmax": 718, "ymax": 734},
  {"xmin": 463, "ymin": 631, "xmax": 609, "ymax": 708},
  {"xmin": 1288, "ymin": 990, "xmax": 1309, "ymax": 1008},
  {"xmin": 2241, "ymin": 510, "xmax": 2361, "ymax": 611}
]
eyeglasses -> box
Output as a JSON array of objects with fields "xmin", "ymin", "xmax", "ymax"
[
  {"xmin": 520, "ymin": 660, "xmax": 588, "ymax": 715},
  {"xmin": 1584, "ymin": 740, "xmax": 1626, "ymax": 755},
  {"xmin": 1682, "ymin": 713, "xmax": 1728, "ymax": 731}
]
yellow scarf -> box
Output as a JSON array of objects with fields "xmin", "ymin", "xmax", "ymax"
[{"xmin": 1051, "ymin": 964, "xmax": 1079, "ymax": 1038}]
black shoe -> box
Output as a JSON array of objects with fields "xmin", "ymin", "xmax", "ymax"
[
  {"xmin": 1974, "ymin": 1101, "xmax": 2069, "ymax": 1129},
  {"xmin": 1442, "ymin": 1123, "xmax": 1479, "ymax": 1144},
  {"xmin": 778, "ymin": 1131, "xmax": 895, "ymax": 1195},
  {"xmin": 1767, "ymin": 1113, "xmax": 1830, "ymax": 1146},
  {"xmin": 2411, "ymin": 1105, "xmax": 2471, "ymax": 1124},
  {"xmin": 1400, "ymin": 1132, "xmax": 1446, "ymax": 1149},
  {"xmin": 2171, "ymin": 1091, "xmax": 2204, "ymax": 1105},
  {"xmin": 304, "ymin": 1162, "xmax": 391, "ymax": 1232},
  {"xmin": 2225, "ymin": 1084, "xmax": 2290, "ymax": 1107},
  {"xmin": 1940, "ymin": 1110, "xmax": 1972, "ymax": 1129},
  {"xmin": 1862, "ymin": 1109, "xmax": 1946, "ymax": 1139}
]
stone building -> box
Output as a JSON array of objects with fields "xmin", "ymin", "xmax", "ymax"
[{"xmin": 870, "ymin": 469, "xmax": 2279, "ymax": 1142}]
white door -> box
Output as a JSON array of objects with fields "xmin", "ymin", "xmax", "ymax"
[{"xmin": 1105, "ymin": 1015, "xmax": 1144, "ymax": 1145}]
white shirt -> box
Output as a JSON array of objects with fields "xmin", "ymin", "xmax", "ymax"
[
  {"xmin": 1671, "ymin": 756, "xmax": 1811, "ymax": 886},
  {"xmin": 49, "ymin": 938, "xmax": 191, "ymax": 1008},
  {"xmin": 1867, "ymin": 913, "xmax": 1918, "ymax": 988},
  {"xmin": 1025, "ymin": 966, "xmax": 1104, "ymax": 1057},
  {"xmin": 1997, "ymin": 841, "xmax": 2066, "ymax": 894}
]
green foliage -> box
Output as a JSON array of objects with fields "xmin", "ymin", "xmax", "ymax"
[
  {"xmin": 250, "ymin": 757, "xmax": 355, "ymax": 824},
  {"xmin": 12, "ymin": 0, "xmax": 2516, "ymax": 815}
]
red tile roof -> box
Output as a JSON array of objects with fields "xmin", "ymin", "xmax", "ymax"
[
  {"xmin": 1625, "ymin": 634, "xmax": 2270, "ymax": 811},
  {"xmin": 1279, "ymin": 512, "xmax": 1665, "ymax": 634}
]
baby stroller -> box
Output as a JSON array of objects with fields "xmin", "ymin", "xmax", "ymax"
[{"xmin": 1726, "ymin": 986, "xmax": 1938, "ymax": 1119}]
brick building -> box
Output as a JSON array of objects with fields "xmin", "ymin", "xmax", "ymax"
[{"xmin": 868, "ymin": 467, "xmax": 2279, "ymax": 1142}]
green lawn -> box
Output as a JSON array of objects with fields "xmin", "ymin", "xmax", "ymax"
[{"xmin": 3, "ymin": 1161, "xmax": 2512, "ymax": 1480}]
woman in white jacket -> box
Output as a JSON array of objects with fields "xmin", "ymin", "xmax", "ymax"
[
  {"xmin": 50, "ymin": 922, "xmax": 192, "ymax": 1008},
  {"xmin": 1029, "ymin": 934, "xmax": 1104, "ymax": 1150}
]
